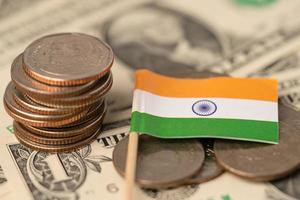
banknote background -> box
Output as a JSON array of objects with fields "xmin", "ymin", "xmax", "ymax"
[{"xmin": 0, "ymin": 0, "xmax": 300, "ymax": 199}]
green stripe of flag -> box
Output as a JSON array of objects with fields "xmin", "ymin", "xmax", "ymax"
[{"xmin": 130, "ymin": 112, "xmax": 278, "ymax": 144}]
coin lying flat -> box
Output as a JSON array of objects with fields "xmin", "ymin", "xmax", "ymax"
[
  {"xmin": 23, "ymin": 33, "xmax": 114, "ymax": 86},
  {"xmin": 15, "ymin": 126, "xmax": 102, "ymax": 153},
  {"xmin": 186, "ymin": 139, "xmax": 224, "ymax": 184},
  {"xmin": 113, "ymin": 135, "xmax": 205, "ymax": 189},
  {"xmin": 214, "ymin": 104, "xmax": 300, "ymax": 181},
  {"xmin": 28, "ymin": 72, "xmax": 112, "ymax": 108},
  {"xmin": 4, "ymin": 82, "xmax": 87, "ymax": 127},
  {"xmin": 11, "ymin": 54, "xmax": 96, "ymax": 98},
  {"xmin": 14, "ymin": 89, "xmax": 78, "ymax": 115}
]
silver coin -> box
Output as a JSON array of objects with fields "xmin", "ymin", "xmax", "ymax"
[
  {"xmin": 186, "ymin": 139, "xmax": 224, "ymax": 184},
  {"xmin": 113, "ymin": 135, "xmax": 205, "ymax": 189},
  {"xmin": 215, "ymin": 104, "xmax": 300, "ymax": 181}
]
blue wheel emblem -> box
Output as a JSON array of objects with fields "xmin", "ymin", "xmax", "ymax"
[{"xmin": 192, "ymin": 100, "xmax": 217, "ymax": 116}]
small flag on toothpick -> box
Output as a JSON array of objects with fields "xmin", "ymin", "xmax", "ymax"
[
  {"xmin": 125, "ymin": 70, "xmax": 279, "ymax": 200},
  {"xmin": 130, "ymin": 69, "xmax": 279, "ymax": 144}
]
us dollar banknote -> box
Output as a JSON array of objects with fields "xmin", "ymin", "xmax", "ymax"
[
  {"xmin": 0, "ymin": 164, "xmax": 10, "ymax": 199},
  {"xmin": 0, "ymin": 127, "xmax": 281, "ymax": 200},
  {"xmin": 0, "ymin": 126, "xmax": 129, "ymax": 200},
  {"xmin": 0, "ymin": 0, "xmax": 300, "ymax": 200},
  {"xmin": 249, "ymin": 50, "xmax": 300, "ymax": 110},
  {"xmin": 1, "ymin": 126, "xmax": 298, "ymax": 200},
  {"xmin": 0, "ymin": 166, "xmax": 7, "ymax": 185},
  {"xmin": 266, "ymin": 170, "xmax": 300, "ymax": 200}
]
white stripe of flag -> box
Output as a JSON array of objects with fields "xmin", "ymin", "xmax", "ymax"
[{"xmin": 132, "ymin": 89, "xmax": 278, "ymax": 122}]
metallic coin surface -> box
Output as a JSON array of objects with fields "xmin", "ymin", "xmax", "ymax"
[
  {"xmin": 186, "ymin": 139, "xmax": 224, "ymax": 184},
  {"xmin": 26, "ymin": 94, "xmax": 91, "ymax": 110},
  {"xmin": 4, "ymin": 82, "xmax": 87, "ymax": 127},
  {"xmin": 14, "ymin": 115, "xmax": 103, "ymax": 145},
  {"xmin": 14, "ymin": 126, "xmax": 102, "ymax": 153},
  {"xmin": 23, "ymin": 33, "xmax": 114, "ymax": 86},
  {"xmin": 214, "ymin": 104, "xmax": 300, "ymax": 181},
  {"xmin": 14, "ymin": 89, "xmax": 76, "ymax": 115},
  {"xmin": 11, "ymin": 54, "xmax": 96, "ymax": 97},
  {"xmin": 57, "ymin": 99, "xmax": 105, "ymax": 128},
  {"xmin": 25, "ymin": 102, "xmax": 106, "ymax": 138},
  {"xmin": 28, "ymin": 72, "xmax": 112, "ymax": 108},
  {"xmin": 113, "ymin": 135, "xmax": 205, "ymax": 189}
]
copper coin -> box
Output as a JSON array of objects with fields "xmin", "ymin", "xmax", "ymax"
[
  {"xmin": 214, "ymin": 104, "xmax": 300, "ymax": 181},
  {"xmin": 57, "ymin": 99, "xmax": 105, "ymax": 128},
  {"xmin": 26, "ymin": 94, "xmax": 92, "ymax": 110},
  {"xmin": 23, "ymin": 33, "xmax": 114, "ymax": 86},
  {"xmin": 28, "ymin": 72, "xmax": 112, "ymax": 108},
  {"xmin": 13, "ymin": 89, "xmax": 78, "ymax": 115},
  {"xmin": 25, "ymin": 101, "xmax": 106, "ymax": 138},
  {"xmin": 14, "ymin": 126, "xmax": 102, "ymax": 153},
  {"xmin": 13, "ymin": 113, "xmax": 103, "ymax": 145},
  {"xmin": 113, "ymin": 135, "xmax": 205, "ymax": 189},
  {"xmin": 185, "ymin": 139, "xmax": 224, "ymax": 184},
  {"xmin": 11, "ymin": 54, "xmax": 96, "ymax": 97},
  {"xmin": 4, "ymin": 82, "xmax": 87, "ymax": 127}
]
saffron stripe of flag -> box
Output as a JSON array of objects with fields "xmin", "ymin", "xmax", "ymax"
[{"xmin": 135, "ymin": 70, "xmax": 277, "ymax": 101}]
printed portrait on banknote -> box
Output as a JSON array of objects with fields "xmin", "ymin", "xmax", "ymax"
[{"xmin": 103, "ymin": 4, "xmax": 227, "ymax": 77}]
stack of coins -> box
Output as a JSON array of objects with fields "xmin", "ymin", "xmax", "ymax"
[{"xmin": 3, "ymin": 33, "xmax": 114, "ymax": 153}]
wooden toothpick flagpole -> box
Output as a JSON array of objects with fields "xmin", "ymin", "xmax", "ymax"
[{"xmin": 125, "ymin": 132, "xmax": 139, "ymax": 200}]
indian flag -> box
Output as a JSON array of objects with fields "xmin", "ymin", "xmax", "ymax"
[{"xmin": 130, "ymin": 70, "xmax": 279, "ymax": 144}]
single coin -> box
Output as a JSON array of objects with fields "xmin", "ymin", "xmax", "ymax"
[
  {"xmin": 214, "ymin": 104, "xmax": 300, "ymax": 181},
  {"xmin": 25, "ymin": 101, "xmax": 106, "ymax": 138},
  {"xmin": 26, "ymin": 94, "xmax": 92, "ymax": 110},
  {"xmin": 185, "ymin": 139, "xmax": 224, "ymax": 184},
  {"xmin": 11, "ymin": 54, "xmax": 96, "ymax": 97},
  {"xmin": 23, "ymin": 33, "xmax": 114, "ymax": 86},
  {"xmin": 113, "ymin": 135, "xmax": 205, "ymax": 189},
  {"xmin": 28, "ymin": 72, "xmax": 112, "ymax": 108},
  {"xmin": 4, "ymin": 82, "xmax": 87, "ymax": 127},
  {"xmin": 14, "ymin": 126, "xmax": 102, "ymax": 153},
  {"xmin": 13, "ymin": 89, "xmax": 79, "ymax": 115}
]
